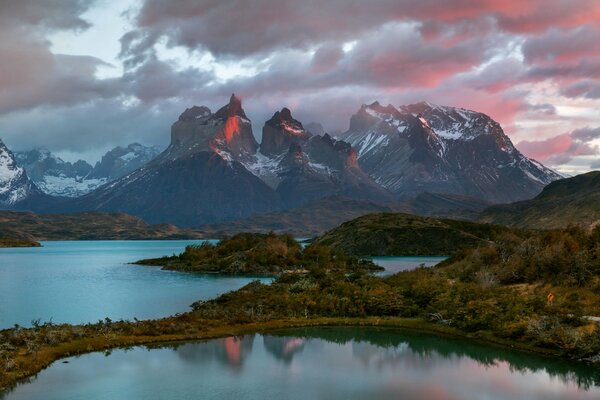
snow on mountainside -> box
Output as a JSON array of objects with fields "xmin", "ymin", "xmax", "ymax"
[
  {"xmin": 0, "ymin": 140, "xmax": 40, "ymax": 205},
  {"xmin": 15, "ymin": 144, "xmax": 162, "ymax": 197},
  {"xmin": 242, "ymin": 107, "xmax": 393, "ymax": 207},
  {"xmin": 338, "ymin": 101, "xmax": 562, "ymax": 203},
  {"xmin": 37, "ymin": 95, "xmax": 281, "ymax": 227},
  {"xmin": 87, "ymin": 143, "xmax": 162, "ymax": 182}
]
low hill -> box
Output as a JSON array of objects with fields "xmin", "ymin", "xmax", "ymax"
[
  {"xmin": 315, "ymin": 213, "xmax": 516, "ymax": 256},
  {"xmin": 0, "ymin": 237, "xmax": 41, "ymax": 247},
  {"xmin": 195, "ymin": 194, "xmax": 488, "ymax": 238},
  {"xmin": 195, "ymin": 196, "xmax": 407, "ymax": 237},
  {"xmin": 0, "ymin": 211, "xmax": 203, "ymax": 240},
  {"xmin": 406, "ymin": 192, "xmax": 491, "ymax": 220},
  {"xmin": 480, "ymin": 171, "xmax": 600, "ymax": 229}
]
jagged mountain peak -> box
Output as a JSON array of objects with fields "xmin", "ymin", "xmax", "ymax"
[
  {"xmin": 265, "ymin": 107, "xmax": 307, "ymax": 133},
  {"xmin": 399, "ymin": 102, "xmax": 503, "ymax": 142},
  {"xmin": 170, "ymin": 95, "xmax": 258, "ymax": 161},
  {"xmin": 214, "ymin": 93, "xmax": 247, "ymax": 120},
  {"xmin": 362, "ymin": 101, "xmax": 400, "ymax": 115},
  {"xmin": 178, "ymin": 105, "xmax": 212, "ymax": 121},
  {"xmin": 0, "ymin": 139, "xmax": 40, "ymax": 205},
  {"xmin": 260, "ymin": 107, "xmax": 310, "ymax": 157},
  {"xmin": 339, "ymin": 101, "xmax": 562, "ymax": 203}
]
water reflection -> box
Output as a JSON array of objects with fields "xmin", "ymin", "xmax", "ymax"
[
  {"xmin": 263, "ymin": 336, "xmax": 305, "ymax": 364},
  {"xmin": 161, "ymin": 326, "xmax": 600, "ymax": 388},
  {"xmin": 172, "ymin": 335, "xmax": 255, "ymax": 370},
  {"xmin": 4, "ymin": 327, "xmax": 600, "ymax": 400}
]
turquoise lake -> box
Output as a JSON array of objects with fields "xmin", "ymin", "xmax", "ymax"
[
  {"xmin": 4, "ymin": 326, "xmax": 600, "ymax": 400},
  {"xmin": 0, "ymin": 241, "xmax": 443, "ymax": 329},
  {"xmin": 0, "ymin": 240, "xmax": 266, "ymax": 329}
]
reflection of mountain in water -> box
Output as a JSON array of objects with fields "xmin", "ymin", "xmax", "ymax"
[
  {"xmin": 268, "ymin": 327, "xmax": 600, "ymax": 390},
  {"xmin": 263, "ymin": 336, "xmax": 305, "ymax": 364},
  {"xmin": 169, "ymin": 335, "xmax": 255, "ymax": 371}
]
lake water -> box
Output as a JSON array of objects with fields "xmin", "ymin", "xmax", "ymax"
[
  {"xmin": 4, "ymin": 326, "xmax": 600, "ymax": 400},
  {"xmin": 0, "ymin": 240, "xmax": 269, "ymax": 329},
  {"xmin": 0, "ymin": 242, "xmax": 443, "ymax": 328},
  {"xmin": 371, "ymin": 256, "xmax": 446, "ymax": 274}
]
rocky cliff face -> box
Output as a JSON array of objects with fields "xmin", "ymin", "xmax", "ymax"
[
  {"xmin": 6, "ymin": 96, "xmax": 564, "ymax": 225},
  {"xmin": 260, "ymin": 108, "xmax": 311, "ymax": 157},
  {"xmin": 0, "ymin": 140, "xmax": 41, "ymax": 206},
  {"xmin": 243, "ymin": 107, "xmax": 393, "ymax": 208},
  {"xmin": 170, "ymin": 94, "xmax": 258, "ymax": 163},
  {"xmin": 339, "ymin": 101, "xmax": 562, "ymax": 203},
  {"xmin": 35, "ymin": 95, "xmax": 281, "ymax": 226}
]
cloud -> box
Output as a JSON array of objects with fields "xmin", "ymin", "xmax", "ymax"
[
  {"xmin": 0, "ymin": 0, "xmax": 600, "ymax": 176},
  {"xmin": 517, "ymin": 127, "xmax": 600, "ymax": 166},
  {"xmin": 522, "ymin": 26, "xmax": 600, "ymax": 64},
  {"xmin": 560, "ymin": 80, "xmax": 600, "ymax": 99},
  {"xmin": 127, "ymin": 0, "xmax": 600, "ymax": 59},
  {"xmin": 0, "ymin": 0, "xmax": 121, "ymax": 114},
  {"xmin": 0, "ymin": 0, "xmax": 96, "ymax": 31}
]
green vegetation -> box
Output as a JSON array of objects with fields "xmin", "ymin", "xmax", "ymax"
[
  {"xmin": 3, "ymin": 224, "xmax": 600, "ymax": 393},
  {"xmin": 0, "ymin": 238, "xmax": 41, "ymax": 248},
  {"xmin": 316, "ymin": 212, "xmax": 517, "ymax": 256},
  {"xmin": 481, "ymin": 171, "xmax": 600, "ymax": 229},
  {"xmin": 135, "ymin": 232, "xmax": 382, "ymax": 275},
  {"xmin": 0, "ymin": 211, "xmax": 203, "ymax": 241},
  {"xmin": 192, "ymin": 225, "xmax": 600, "ymax": 360}
]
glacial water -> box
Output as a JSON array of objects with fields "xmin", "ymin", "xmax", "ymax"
[
  {"xmin": 0, "ymin": 240, "xmax": 268, "ymax": 329},
  {"xmin": 4, "ymin": 326, "xmax": 600, "ymax": 400},
  {"xmin": 371, "ymin": 256, "xmax": 446, "ymax": 274},
  {"xmin": 0, "ymin": 242, "xmax": 443, "ymax": 329}
]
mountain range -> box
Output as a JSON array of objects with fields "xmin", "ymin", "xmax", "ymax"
[
  {"xmin": 0, "ymin": 95, "xmax": 565, "ymax": 226},
  {"xmin": 480, "ymin": 171, "xmax": 600, "ymax": 229},
  {"xmin": 14, "ymin": 143, "xmax": 161, "ymax": 197},
  {"xmin": 339, "ymin": 101, "xmax": 561, "ymax": 203}
]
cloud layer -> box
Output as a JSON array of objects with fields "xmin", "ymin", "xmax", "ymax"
[{"xmin": 0, "ymin": 0, "xmax": 599, "ymax": 172}]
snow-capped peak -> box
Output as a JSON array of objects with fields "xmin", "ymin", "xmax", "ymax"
[{"xmin": 0, "ymin": 139, "xmax": 36, "ymax": 205}]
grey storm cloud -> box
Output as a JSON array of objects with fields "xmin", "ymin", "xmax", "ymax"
[
  {"xmin": 571, "ymin": 127, "xmax": 600, "ymax": 142},
  {"xmin": 1, "ymin": 0, "xmax": 600, "ymax": 170},
  {"xmin": 0, "ymin": 0, "xmax": 120, "ymax": 114},
  {"xmin": 0, "ymin": 0, "xmax": 96, "ymax": 31}
]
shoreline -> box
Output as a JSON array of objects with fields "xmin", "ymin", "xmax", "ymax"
[{"xmin": 0, "ymin": 315, "xmax": 587, "ymax": 395}]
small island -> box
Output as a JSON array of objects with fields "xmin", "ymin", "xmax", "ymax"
[
  {"xmin": 0, "ymin": 237, "xmax": 41, "ymax": 248},
  {"xmin": 135, "ymin": 232, "xmax": 383, "ymax": 275}
]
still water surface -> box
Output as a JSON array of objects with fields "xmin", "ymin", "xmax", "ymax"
[
  {"xmin": 0, "ymin": 242, "xmax": 443, "ymax": 329},
  {"xmin": 4, "ymin": 327, "xmax": 599, "ymax": 400},
  {"xmin": 371, "ymin": 256, "xmax": 446, "ymax": 274},
  {"xmin": 0, "ymin": 240, "xmax": 265, "ymax": 328}
]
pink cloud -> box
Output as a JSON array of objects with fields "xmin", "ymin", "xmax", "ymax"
[{"xmin": 517, "ymin": 128, "xmax": 600, "ymax": 165}]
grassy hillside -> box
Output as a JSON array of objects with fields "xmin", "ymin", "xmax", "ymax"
[
  {"xmin": 480, "ymin": 171, "xmax": 600, "ymax": 229},
  {"xmin": 0, "ymin": 211, "xmax": 203, "ymax": 240},
  {"xmin": 315, "ymin": 212, "xmax": 517, "ymax": 256}
]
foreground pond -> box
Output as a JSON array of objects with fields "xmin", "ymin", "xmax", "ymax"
[
  {"xmin": 4, "ymin": 327, "xmax": 600, "ymax": 400},
  {"xmin": 0, "ymin": 240, "xmax": 268, "ymax": 328}
]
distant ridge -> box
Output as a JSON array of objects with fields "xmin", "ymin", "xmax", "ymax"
[{"xmin": 480, "ymin": 171, "xmax": 600, "ymax": 229}]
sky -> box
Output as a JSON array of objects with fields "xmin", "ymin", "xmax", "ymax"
[{"xmin": 0, "ymin": 0, "xmax": 599, "ymax": 174}]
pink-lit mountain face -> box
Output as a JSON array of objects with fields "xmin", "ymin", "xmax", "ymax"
[{"xmin": 2, "ymin": 96, "xmax": 562, "ymax": 226}]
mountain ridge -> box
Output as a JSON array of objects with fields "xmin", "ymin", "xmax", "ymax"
[{"xmin": 480, "ymin": 171, "xmax": 600, "ymax": 229}]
